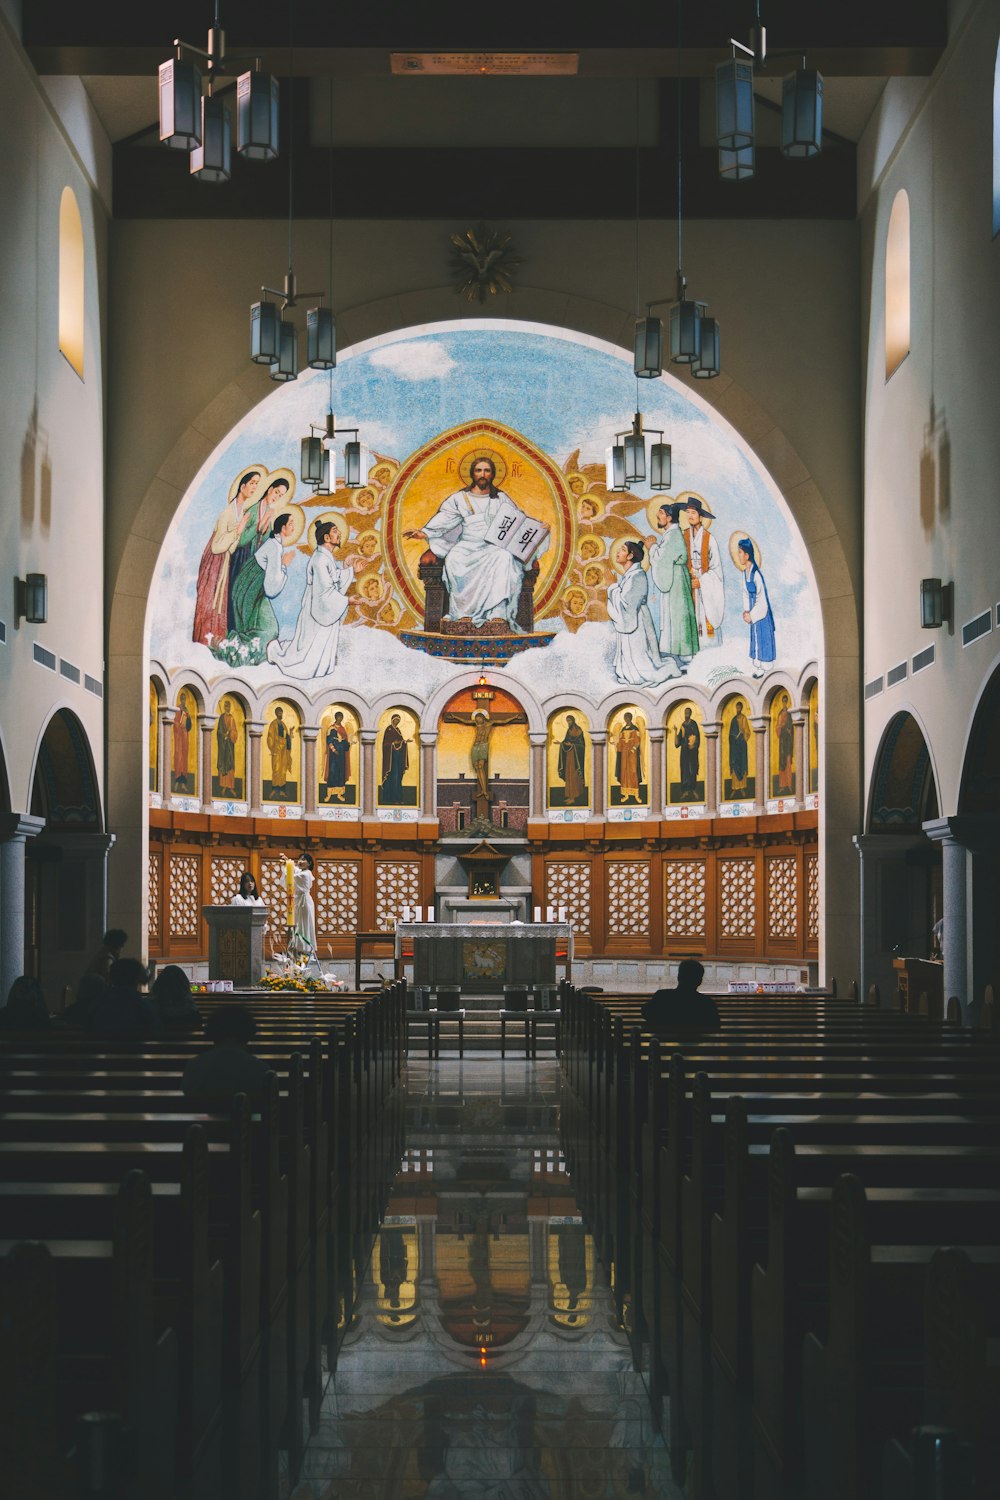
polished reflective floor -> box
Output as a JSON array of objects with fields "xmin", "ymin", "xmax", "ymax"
[{"xmin": 289, "ymin": 1059, "xmax": 682, "ymax": 1500}]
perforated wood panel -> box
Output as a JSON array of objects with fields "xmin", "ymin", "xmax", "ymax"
[
  {"xmin": 210, "ymin": 855, "xmax": 246, "ymax": 907},
  {"xmin": 606, "ymin": 861, "xmax": 651, "ymax": 937},
  {"xmin": 766, "ymin": 855, "xmax": 799, "ymax": 941},
  {"xmin": 316, "ymin": 859, "xmax": 361, "ymax": 936},
  {"xmin": 374, "ymin": 861, "xmax": 421, "ymax": 931},
  {"xmin": 168, "ymin": 853, "xmax": 200, "ymax": 940},
  {"xmin": 806, "ymin": 851, "xmax": 819, "ymax": 944},
  {"xmin": 148, "ymin": 851, "xmax": 162, "ymax": 948},
  {"xmin": 259, "ymin": 856, "xmax": 289, "ymax": 948},
  {"xmin": 664, "ymin": 858, "xmax": 707, "ymax": 940},
  {"xmin": 544, "ymin": 861, "xmax": 592, "ymax": 935},
  {"xmin": 719, "ymin": 858, "xmax": 756, "ymax": 942}
]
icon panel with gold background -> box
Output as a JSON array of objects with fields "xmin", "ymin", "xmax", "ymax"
[
  {"xmin": 721, "ymin": 693, "xmax": 755, "ymax": 803},
  {"xmin": 546, "ymin": 708, "xmax": 591, "ymax": 810},
  {"xmin": 317, "ymin": 703, "xmax": 360, "ymax": 808},
  {"xmin": 211, "ymin": 693, "xmax": 247, "ymax": 801},
  {"xmin": 607, "ymin": 705, "xmax": 648, "ymax": 808},
  {"xmin": 263, "ymin": 698, "xmax": 301, "ymax": 804}
]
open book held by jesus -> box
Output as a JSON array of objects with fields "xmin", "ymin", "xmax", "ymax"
[{"xmin": 484, "ymin": 500, "xmax": 550, "ymax": 563}]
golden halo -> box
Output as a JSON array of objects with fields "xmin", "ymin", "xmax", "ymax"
[
  {"xmin": 359, "ymin": 571, "xmax": 389, "ymax": 604},
  {"xmin": 577, "ymin": 491, "xmax": 604, "ymax": 521},
  {"xmin": 309, "ymin": 510, "xmax": 345, "ymax": 549},
  {"xmin": 356, "ymin": 528, "xmax": 382, "ymax": 560},
  {"xmin": 258, "ymin": 467, "xmax": 297, "ymax": 503},
  {"xmin": 729, "ymin": 530, "xmax": 763, "ymax": 569},
  {"xmin": 577, "ymin": 532, "xmax": 606, "ymax": 560},
  {"xmin": 676, "ymin": 490, "xmax": 714, "ymax": 527},
  {"xmin": 645, "ymin": 494, "xmax": 679, "ymax": 532},
  {"xmin": 227, "ymin": 463, "xmax": 267, "ymax": 503},
  {"xmin": 274, "ymin": 503, "xmax": 306, "ymax": 546},
  {"xmin": 352, "ymin": 487, "xmax": 379, "ymax": 512},
  {"xmin": 457, "ymin": 447, "xmax": 508, "ymax": 489}
]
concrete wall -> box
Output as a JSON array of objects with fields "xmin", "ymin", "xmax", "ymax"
[
  {"xmin": 0, "ymin": 13, "xmax": 107, "ymax": 817},
  {"xmin": 860, "ymin": 0, "xmax": 1000, "ymax": 815},
  {"xmin": 105, "ymin": 210, "xmax": 862, "ymax": 983}
]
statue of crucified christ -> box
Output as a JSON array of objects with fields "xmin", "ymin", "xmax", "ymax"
[{"xmin": 441, "ymin": 704, "xmax": 527, "ymax": 823}]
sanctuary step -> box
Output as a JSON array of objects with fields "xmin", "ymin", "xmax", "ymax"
[{"xmin": 405, "ymin": 1006, "xmax": 560, "ymax": 1056}]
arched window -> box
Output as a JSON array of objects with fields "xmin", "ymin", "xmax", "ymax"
[
  {"xmin": 993, "ymin": 41, "xmax": 1000, "ymax": 238},
  {"xmin": 885, "ymin": 188, "xmax": 910, "ymax": 380},
  {"xmin": 58, "ymin": 186, "xmax": 85, "ymax": 378}
]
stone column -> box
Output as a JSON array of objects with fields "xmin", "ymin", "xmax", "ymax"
[
  {"xmin": 853, "ymin": 832, "xmax": 929, "ymax": 1009},
  {"xmin": 301, "ymin": 730, "xmax": 318, "ymax": 815},
  {"xmin": 791, "ymin": 710, "xmax": 808, "ymax": 808},
  {"xmin": 361, "ymin": 732, "xmax": 377, "ymax": 816},
  {"xmin": 923, "ymin": 818, "xmax": 969, "ymax": 1022},
  {"xmin": 703, "ymin": 721, "xmax": 720, "ymax": 816},
  {"xmin": 0, "ymin": 815, "xmax": 45, "ymax": 1001},
  {"xmin": 647, "ymin": 729, "xmax": 665, "ymax": 818},
  {"xmin": 751, "ymin": 716, "xmax": 769, "ymax": 813},
  {"xmin": 247, "ymin": 722, "xmax": 265, "ymax": 814},
  {"xmin": 590, "ymin": 732, "xmax": 607, "ymax": 818},
  {"xmin": 158, "ymin": 709, "xmax": 174, "ymax": 800},
  {"xmin": 419, "ymin": 732, "xmax": 437, "ymax": 816},
  {"xmin": 199, "ymin": 714, "xmax": 214, "ymax": 811},
  {"xmin": 529, "ymin": 732, "xmax": 548, "ymax": 817}
]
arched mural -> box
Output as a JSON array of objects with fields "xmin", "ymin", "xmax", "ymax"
[
  {"xmin": 149, "ymin": 321, "xmax": 821, "ymax": 751},
  {"xmin": 211, "ymin": 693, "xmax": 247, "ymax": 803}
]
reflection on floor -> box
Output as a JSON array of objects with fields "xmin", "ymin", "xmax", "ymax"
[{"xmin": 291, "ymin": 1059, "xmax": 682, "ymax": 1499}]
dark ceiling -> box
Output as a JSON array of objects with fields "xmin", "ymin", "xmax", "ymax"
[{"xmin": 24, "ymin": 1, "xmax": 947, "ymax": 220}]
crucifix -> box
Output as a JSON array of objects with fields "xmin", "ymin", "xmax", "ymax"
[{"xmin": 441, "ymin": 703, "xmax": 527, "ymax": 824}]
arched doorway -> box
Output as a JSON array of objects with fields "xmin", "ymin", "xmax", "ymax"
[
  {"xmin": 27, "ymin": 709, "xmax": 111, "ymax": 1002},
  {"xmin": 856, "ymin": 711, "xmax": 940, "ymax": 1008}
]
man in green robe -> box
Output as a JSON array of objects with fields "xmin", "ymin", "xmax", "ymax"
[{"xmin": 648, "ymin": 502, "xmax": 698, "ymax": 666}]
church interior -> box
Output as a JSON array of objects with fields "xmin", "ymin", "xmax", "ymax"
[{"xmin": 2, "ymin": 0, "xmax": 1000, "ymax": 1495}]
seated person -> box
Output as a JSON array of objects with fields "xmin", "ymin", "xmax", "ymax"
[
  {"xmin": 0, "ymin": 976, "xmax": 51, "ymax": 1031},
  {"xmin": 61, "ymin": 971, "xmax": 107, "ymax": 1029},
  {"xmin": 89, "ymin": 957, "xmax": 162, "ymax": 1037},
  {"xmin": 151, "ymin": 964, "xmax": 203, "ymax": 1032},
  {"xmin": 641, "ymin": 959, "xmax": 720, "ymax": 1033},
  {"xmin": 182, "ymin": 1006, "xmax": 272, "ymax": 1108},
  {"xmin": 84, "ymin": 927, "xmax": 128, "ymax": 984}
]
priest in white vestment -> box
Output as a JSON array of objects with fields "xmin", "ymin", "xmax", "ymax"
[
  {"xmin": 607, "ymin": 541, "xmax": 684, "ymax": 687},
  {"xmin": 405, "ymin": 456, "xmax": 545, "ymax": 629},
  {"xmin": 268, "ymin": 520, "xmax": 362, "ymax": 680}
]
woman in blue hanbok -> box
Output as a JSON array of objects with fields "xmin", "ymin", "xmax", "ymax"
[{"xmin": 737, "ymin": 539, "xmax": 776, "ymax": 678}]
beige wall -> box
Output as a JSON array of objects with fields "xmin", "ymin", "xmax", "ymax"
[
  {"xmin": 860, "ymin": 0, "xmax": 1000, "ymax": 814},
  {"xmin": 0, "ymin": 15, "xmax": 106, "ymax": 816},
  {"xmin": 106, "ymin": 210, "xmax": 862, "ymax": 982}
]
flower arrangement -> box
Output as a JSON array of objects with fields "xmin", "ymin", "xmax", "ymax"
[{"xmin": 259, "ymin": 972, "xmax": 331, "ymax": 993}]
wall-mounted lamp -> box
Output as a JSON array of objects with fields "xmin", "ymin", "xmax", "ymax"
[
  {"xmin": 920, "ymin": 578, "xmax": 952, "ymax": 629},
  {"xmin": 16, "ymin": 573, "xmax": 47, "ymax": 625}
]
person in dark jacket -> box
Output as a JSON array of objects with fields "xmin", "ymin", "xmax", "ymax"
[
  {"xmin": 89, "ymin": 958, "xmax": 162, "ymax": 1037},
  {"xmin": 0, "ymin": 976, "xmax": 51, "ymax": 1031},
  {"xmin": 182, "ymin": 1006, "xmax": 272, "ymax": 1108},
  {"xmin": 641, "ymin": 959, "xmax": 720, "ymax": 1033},
  {"xmin": 151, "ymin": 965, "xmax": 203, "ymax": 1032}
]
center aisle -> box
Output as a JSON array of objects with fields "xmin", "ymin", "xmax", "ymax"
[{"xmin": 291, "ymin": 1058, "xmax": 681, "ymax": 1499}]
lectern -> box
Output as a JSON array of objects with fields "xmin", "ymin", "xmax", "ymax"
[{"xmin": 203, "ymin": 905, "xmax": 269, "ymax": 986}]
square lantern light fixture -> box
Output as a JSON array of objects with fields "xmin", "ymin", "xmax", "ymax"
[
  {"xmin": 15, "ymin": 573, "xmax": 48, "ymax": 626},
  {"xmin": 692, "ymin": 316, "xmax": 721, "ymax": 379},
  {"xmin": 159, "ymin": 19, "xmax": 279, "ymax": 178},
  {"xmin": 250, "ymin": 300, "xmax": 281, "ymax": 364},
  {"xmin": 781, "ymin": 68, "xmax": 823, "ymax": 159},
  {"xmin": 236, "ymin": 69, "xmax": 280, "ymax": 161},
  {"xmin": 608, "ymin": 414, "xmax": 671, "ymax": 493},
  {"xmin": 190, "ymin": 92, "xmax": 231, "ymax": 182},
  {"xmin": 634, "ymin": 316, "xmax": 664, "ymax": 380},
  {"xmin": 270, "ymin": 318, "xmax": 299, "ymax": 383},
  {"xmin": 307, "ymin": 306, "xmax": 336, "ymax": 370},
  {"xmin": 920, "ymin": 578, "xmax": 952, "ymax": 630}
]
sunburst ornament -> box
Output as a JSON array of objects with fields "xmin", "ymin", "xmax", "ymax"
[{"xmin": 449, "ymin": 223, "xmax": 522, "ymax": 303}]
